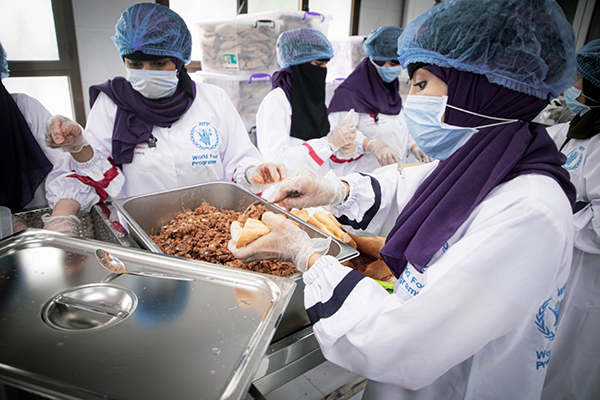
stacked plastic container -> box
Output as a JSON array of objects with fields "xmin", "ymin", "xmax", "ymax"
[
  {"xmin": 327, "ymin": 36, "xmax": 366, "ymax": 82},
  {"xmin": 194, "ymin": 11, "xmax": 332, "ymax": 138}
]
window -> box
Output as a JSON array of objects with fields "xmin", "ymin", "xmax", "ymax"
[{"xmin": 1, "ymin": 0, "xmax": 85, "ymax": 124}]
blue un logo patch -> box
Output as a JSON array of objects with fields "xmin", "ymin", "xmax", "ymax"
[
  {"xmin": 190, "ymin": 122, "xmax": 219, "ymax": 150},
  {"xmin": 564, "ymin": 146, "xmax": 584, "ymax": 171}
]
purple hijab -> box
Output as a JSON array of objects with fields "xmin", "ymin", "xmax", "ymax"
[
  {"xmin": 328, "ymin": 58, "xmax": 402, "ymax": 116},
  {"xmin": 272, "ymin": 66, "xmax": 293, "ymax": 103},
  {"xmin": 380, "ymin": 65, "xmax": 576, "ymax": 277},
  {"xmin": 0, "ymin": 80, "xmax": 52, "ymax": 212},
  {"xmin": 89, "ymin": 60, "xmax": 196, "ymax": 166}
]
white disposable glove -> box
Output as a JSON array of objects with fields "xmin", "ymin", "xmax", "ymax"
[
  {"xmin": 228, "ymin": 212, "xmax": 331, "ymax": 272},
  {"xmin": 411, "ymin": 146, "xmax": 434, "ymax": 163},
  {"xmin": 245, "ymin": 163, "xmax": 288, "ymax": 190},
  {"xmin": 365, "ymin": 139, "xmax": 400, "ymax": 166},
  {"xmin": 269, "ymin": 168, "xmax": 347, "ymax": 210},
  {"xmin": 41, "ymin": 214, "xmax": 81, "ymax": 236},
  {"xmin": 45, "ymin": 115, "xmax": 91, "ymax": 153},
  {"xmin": 336, "ymin": 142, "xmax": 357, "ymax": 159},
  {"xmin": 326, "ymin": 122, "xmax": 357, "ymax": 151}
]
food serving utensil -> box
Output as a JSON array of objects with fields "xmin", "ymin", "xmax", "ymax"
[{"xmin": 95, "ymin": 249, "xmax": 195, "ymax": 281}]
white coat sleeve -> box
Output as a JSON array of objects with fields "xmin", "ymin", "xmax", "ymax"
[
  {"xmin": 256, "ymin": 88, "xmax": 333, "ymax": 174},
  {"xmin": 305, "ymin": 185, "xmax": 570, "ymax": 390},
  {"xmin": 68, "ymin": 93, "xmax": 125, "ymax": 201},
  {"xmin": 210, "ymin": 87, "xmax": 264, "ymax": 190},
  {"xmin": 573, "ymin": 137, "xmax": 600, "ymax": 254}
]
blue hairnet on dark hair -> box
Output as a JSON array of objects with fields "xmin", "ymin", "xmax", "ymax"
[
  {"xmin": 363, "ymin": 26, "xmax": 404, "ymax": 61},
  {"xmin": 112, "ymin": 2, "xmax": 192, "ymax": 64},
  {"xmin": 276, "ymin": 28, "xmax": 334, "ymax": 68},
  {"xmin": 397, "ymin": 0, "xmax": 577, "ymax": 99},
  {"xmin": 577, "ymin": 39, "xmax": 600, "ymax": 89},
  {"xmin": 0, "ymin": 42, "xmax": 9, "ymax": 79}
]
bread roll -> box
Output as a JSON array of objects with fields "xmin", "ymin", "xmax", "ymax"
[
  {"xmin": 313, "ymin": 211, "xmax": 357, "ymax": 249},
  {"xmin": 231, "ymin": 218, "xmax": 271, "ymax": 248},
  {"xmin": 364, "ymin": 259, "xmax": 393, "ymax": 281},
  {"xmin": 347, "ymin": 232, "xmax": 386, "ymax": 259},
  {"xmin": 290, "ymin": 209, "xmax": 309, "ymax": 222}
]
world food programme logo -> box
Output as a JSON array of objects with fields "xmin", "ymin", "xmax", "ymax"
[
  {"xmin": 190, "ymin": 122, "xmax": 219, "ymax": 150},
  {"xmin": 564, "ymin": 146, "xmax": 584, "ymax": 171},
  {"xmin": 535, "ymin": 283, "xmax": 566, "ymax": 341}
]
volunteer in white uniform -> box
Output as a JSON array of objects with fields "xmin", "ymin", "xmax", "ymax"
[
  {"xmin": 0, "ymin": 41, "xmax": 89, "ymax": 235},
  {"xmin": 542, "ymin": 39, "xmax": 600, "ymax": 400},
  {"xmin": 255, "ymin": 28, "xmax": 362, "ymax": 177},
  {"xmin": 45, "ymin": 3, "xmax": 285, "ymax": 205},
  {"xmin": 230, "ymin": 1, "xmax": 577, "ymax": 398},
  {"xmin": 328, "ymin": 26, "xmax": 431, "ymax": 174}
]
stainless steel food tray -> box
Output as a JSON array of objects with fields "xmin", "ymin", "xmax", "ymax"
[
  {"xmin": 112, "ymin": 181, "xmax": 359, "ymax": 342},
  {"xmin": 0, "ymin": 229, "xmax": 295, "ymax": 400}
]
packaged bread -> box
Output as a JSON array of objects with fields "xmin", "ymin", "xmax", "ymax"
[{"xmin": 230, "ymin": 218, "xmax": 270, "ymax": 248}]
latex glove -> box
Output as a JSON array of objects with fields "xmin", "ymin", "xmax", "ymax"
[
  {"xmin": 246, "ymin": 163, "xmax": 288, "ymax": 190},
  {"xmin": 411, "ymin": 146, "xmax": 434, "ymax": 163},
  {"xmin": 269, "ymin": 169, "xmax": 347, "ymax": 210},
  {"xmin": 326, "ymin": 122, "xmax": 357, "ymax": 151},
  {"xmin": 337, "ymin": 142, "xmax": 357, "ymax": 159},
  {"xmin": 228, "ymin": 212, "xmax": 331, "ymax": 272},
  {"xmin": 42, "ymin": 214, "xmax": 81, "ymax": 236},
  {"xmin": 365, "ymin": 139, "xmax": 400, "ymax": 166},
  {"xmin": 45, "ymin": 115, "xmax": 91, "ymax": 153}
]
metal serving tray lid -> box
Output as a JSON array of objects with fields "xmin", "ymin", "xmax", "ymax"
[{"xmin": 0, "ymin": 230, "xmax": 295, "ymax": 400}]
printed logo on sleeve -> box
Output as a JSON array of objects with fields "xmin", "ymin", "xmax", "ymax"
[
  {"xmin": 190, "ymin": 122, "xmax": 220, "ymax": 151},
  {"xmin": 397, "ymin": 265, "xmax": 425, "ymax": 297},
  {"xmin": 534, "ymin": 282, "xmax": 566, "ymax": 370},
  {"xmin": 564, "ymin": 146, "xmax": 584, "ymax": 171}
]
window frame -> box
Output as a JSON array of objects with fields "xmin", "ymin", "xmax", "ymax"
[{"xmin": 7, "ymin": 0, "xmax": 86, "ymax": 125}]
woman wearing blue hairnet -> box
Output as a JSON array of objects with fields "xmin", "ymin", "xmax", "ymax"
[
  {"xmin": 0, "ymin": 41, "xmax": 93, "ymax": 235},
  {"xmin": 256, "ymin": 28, "xmax": 364, "ymax": 178},
  {"xmin": 45, "ymin": 3, "xmax": 285, "ymax": 203},
  {"xmin": 229, "ymin": 0, "xmax": 577, "ymax": 398},
  {"xmin": 328, "ymin": 26, "xmax": 432, "ymax": 174},
  {"xmin": 542, "ymin": 39, "xmax": 600, "ymax": 400}
]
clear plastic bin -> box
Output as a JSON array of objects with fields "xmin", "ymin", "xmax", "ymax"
[
  {"xmin": 0, "ymin": 206, "xmax": 12, "ymax": 239},
  {"xmin": 193, "ymin": 71, "xmax": 273, "ymax": 133},
  {"xmin": 236, "ymin": 10, "xmax": 331, "ymax": 37},
  {"xmin": 196, "ymin": 19, "xmax": 282, "ymax": 74},
  {"xmin": 327, "ymin": 36, "xmax": 367, "ymax": 81}
]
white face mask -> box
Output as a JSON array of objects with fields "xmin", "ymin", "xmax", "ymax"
[{"xmin": 126, "ymin": 68, "xmax": 179, "ymax": 99}]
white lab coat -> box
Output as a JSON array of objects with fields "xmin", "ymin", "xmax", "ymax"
[
  {"xmin": 304, "ymin": 164, "xmax": 573, "ymax": 400},
  {"xmin": 255, "ymin": 88, "xmax": 367, "ymax": 177},
  {"xmin": 12, "ymin": 93, "xmax": 95, "ymax": 210},
  {"xmin": 328, "ymin": 110, "xmax": 418, "ymax": 174},
  {"xmin": 63, "ymin": 81, "xmax": 263, "ymax": 206},
  {"xmin": 542, "ymin": 123, "xmax": 600, "ymax": 400}
]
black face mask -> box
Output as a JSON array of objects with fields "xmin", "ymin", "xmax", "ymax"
[{"xmin": 290, "ymin": 62, "xmax": 330, "ymax": 141}]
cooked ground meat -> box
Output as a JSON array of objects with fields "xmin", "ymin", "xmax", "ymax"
[{"xmin": 151, "ymin": 202, "xmax": 298, "ymax": 277}]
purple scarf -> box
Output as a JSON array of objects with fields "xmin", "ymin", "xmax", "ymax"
[
  {"xmin": 380, "ymin": 66, "xmax": 576, "ymax": 277},
  {"xmin": 0, "ymin": 80, "xmax": 52, "ymax": 212},
  {"xmin": 272, "ymin": 66, "xmax": 293, "ymax": 103},
  {"xmin": 89, "ymin": 63, "xmax": 196, "ymax": 166},
  {"xmin": 328, "ymin": 58, "xmax": 402, "ymax": 116}
]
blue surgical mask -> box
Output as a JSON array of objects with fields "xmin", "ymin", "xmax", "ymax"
[
  {"xmin": 403, "ymin": 95, "xmax": 519, "ymax": 160},
  {"xmin": 563, "ymin": 86, "xmax": 597, "ymax": 116},
  {"xmin": 126, "ymin": 68, "xmax": 179, "ymax": 99},
  {"xmin": 371, "ymin": 59, "xmax": 402, "ymax": 83}
]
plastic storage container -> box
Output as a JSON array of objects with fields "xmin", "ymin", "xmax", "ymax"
[
  {"xmin": 196, "ymin": 18, "xmax": 282, "ymax": 74},
  {"xmin": 327, "ymin": 36, "xmax": 367, "ymax": 81},
  {"xmin": 236, "ymin": 10, "xmax": 331, "ymax": 37},
  {"xmin": 193, "ymin": 71, "xmax": 273, "ymax": 132},
  {"xmin": 0, "ymin": 206, "xmax": 12, "ymax": 239}
]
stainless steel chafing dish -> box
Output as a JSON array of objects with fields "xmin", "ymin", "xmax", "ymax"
[{"xmin": 0, "ymin": 229, "xmax": 295, "ymax": 400}]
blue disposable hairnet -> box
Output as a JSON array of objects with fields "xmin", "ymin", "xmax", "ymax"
[
  {"xmin": 577, "ymin": 39, "xmax": 600, "ymax": 89},
  {"xmin": 397, "ymin": 0, "xmax": 577, "ymax": 99},
  {"xmin": 0, "ymin": 42, "xmax": 9, "ymax": 79},
  {"xmin": 276, "ymin": 28, "xmax": 334, "ymax": 68},
  {"xmin": 112, "ymin": 3, "xmax": 192, "ymax": 64},
  {"xmin": 363, "ymin": 26, "xmax": 404, "ymax": 61}
]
